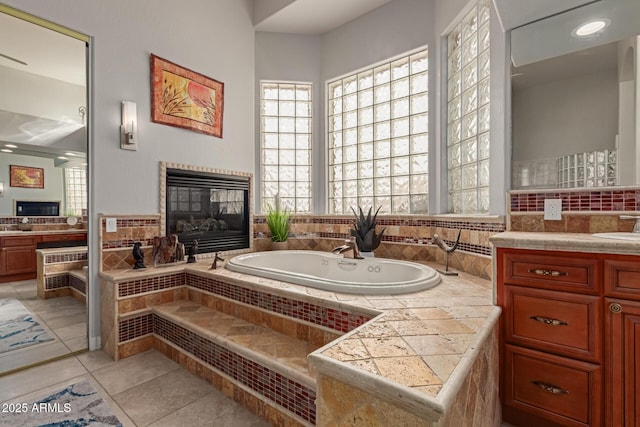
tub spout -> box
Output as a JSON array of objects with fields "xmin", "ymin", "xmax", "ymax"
[
  {"xmin": 332, "ymin": 238, "xmax": 363, "ymax": 259},
  {"xmin": 209, "ymin": 252, "xmax": 225, "ymax": 270}
]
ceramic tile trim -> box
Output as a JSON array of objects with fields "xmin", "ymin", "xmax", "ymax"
[
  {"xmin": 509, "ymin": 186, "xmax": 640, "ymax": 212},
  {"xmin": 254, "ymin": 214, "xmax": 505, "ymax": 258}
]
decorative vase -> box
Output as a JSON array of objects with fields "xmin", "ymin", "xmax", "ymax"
[
  {"xmin": 271, "ymin": 241, "xmax": 288, "ymax": 251},
  {"xmin": 360, "ymin": 251, "xmax": 374, "ymax": 258}
]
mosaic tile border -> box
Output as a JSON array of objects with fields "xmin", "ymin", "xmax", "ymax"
[
  {"xmin": 119, "ymin": 313, "xmax": 154, "ymax": 342},
  {"xmin": 45, "ymin": 252, "xmax": 88, "ymax": 264},
  {"xmin": 154, "ymin": 314, "xmax": 316, "ymax": 424},
  {"xmin": 45, "ymin": 275, "xmax": 69, "ymax": 290},
  {"xmin": 255, "ymin": 215, "xmax": 506, "ymax": 231},
  {"xmin": 118, "ymin": 272, "xmax": 186, "ymax": 298},
  {"xmin": 0, "ymin": 217, "xmax": 71, "ymax": 224},
  {"xmin": 510, "ymin": 188, "xmax": 640, "ymax": 212},
  {"xmin": 187, "ymin": 273, "xmax": 371, "ymax": 333},
  {"xmin": 69, "ymin": 275, "xmax": 86, "ymax": 295}
]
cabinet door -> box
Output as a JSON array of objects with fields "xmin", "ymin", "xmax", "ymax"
[
  {"xmin": 2, "ymin": 246, "xmax": 37, "ymax": 275},
  {"xmin": 605, "ymin": 298, "xmax": 640, "ymax": 427}
]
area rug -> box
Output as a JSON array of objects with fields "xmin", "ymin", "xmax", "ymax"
[
  {"xmin": 0, "ymin": 298, "xmax": 54, "ymax": 354},
  {"xmin": 0, "ymin": 380, "xmax": 123, "ymax": 427}
]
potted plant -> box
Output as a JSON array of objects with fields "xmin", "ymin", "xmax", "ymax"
[
  {"xmin": 266, "ymin": 199, "xmax": 291, "ymax": 250},
  {"xmin": 350, "ymin": 206, "xmax": 385, "ymax": 256}
]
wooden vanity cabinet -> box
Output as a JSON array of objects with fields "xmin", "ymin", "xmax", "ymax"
[
  {"xmin": 0, "ymin": 235, "xmax": 38, "ymax": 278},
  {"xmin": 497, "ymin": 248, "xmax": 604, "ymax": 427},
  {"xmin": 0, "ymin": 232, "xmax": 87, "ymax": 283},
  {"xmin": 604, "ymin": 257, "xmax": 640, "ymax": 427}
]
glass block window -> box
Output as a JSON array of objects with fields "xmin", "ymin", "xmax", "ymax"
[
  {"xmin": 260, "ymin": 82, "xmax": 312, "ymax": 213},
  {"xmin": 447, "ymin": 0, "xmax": 490, "ymax": 213},
  {"xmin": 327, "ymin": 49, "xmax": 429, "ymax": 214},
  {"xmin": 64, "ymin": 168, "xmax": 87, "ymax": 216}
]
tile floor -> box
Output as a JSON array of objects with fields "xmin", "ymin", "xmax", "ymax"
[
  {"xmin": 0, "ymin": 349, "xmax": 270, "ymax": 426},
  {"xmin": 0, "ymin": 280, "xmax": 87, "ymax": 374}
]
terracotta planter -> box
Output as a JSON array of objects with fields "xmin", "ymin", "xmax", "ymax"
[{"xmin": 271, "ymin": 241, "xmax": 288, "ymax": 251}]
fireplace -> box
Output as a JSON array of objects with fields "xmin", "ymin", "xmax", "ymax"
[{"xmin": 165, "ymin": 167, "xmax": 250, "ymax": 254}]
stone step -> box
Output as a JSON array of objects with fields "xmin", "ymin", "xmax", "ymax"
[{"xmin": 151, "ymin": 300, "xmax": 316, "ymax": 390}]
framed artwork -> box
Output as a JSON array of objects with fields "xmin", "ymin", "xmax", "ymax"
[
  {"xmin": 10, "ymin": 165, "xmax": 44, "ymax": 189},
  {"xmin": 151, "ymin": 54, "xmax": 224, "ymax": 138}
]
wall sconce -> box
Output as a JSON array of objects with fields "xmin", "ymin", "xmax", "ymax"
[
  {"xmin": 120, "ymin": 100, "xmax": 137, "ymax": 151},
  {"xmin": 0, "ymin": 181, "xmax": 4, "ymax": 197}
]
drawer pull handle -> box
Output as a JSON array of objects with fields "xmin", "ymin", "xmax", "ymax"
[
  {"xmin": 532, "ymin": 381, "xmax": 569, "ymax": 395},
  {"xmin": 528, "ymin": 268, "xmax": 568, "ymax": 277},
  {"xmin": 609, "ymin": 303, "xmax": 622, "ymax": 313},
  {"xmin": 529, "ymin": 315, "xmax": 568, "ymax": 326}
]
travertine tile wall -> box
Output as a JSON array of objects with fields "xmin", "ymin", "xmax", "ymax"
[
  {"xmin": 99, "ymin": 215, "xmax": 161, "ymax": 271},
  {"xmin": 315, "ymin": 326, "xmax": 499, "ymax": 427},
  {"xmin": 508, "ymin": 187, "xmax": 640, "ymax": 232},
  {"xmin": 37, "ymin": 249, "xmax": 88, "ymax": 300},
  {"xmin": 98, "ymin": 213, "xmax": 504, "ymax": 279},
  {"xmin": 254, "ymin": 215, "xmax": 504, "ymax": 280}
]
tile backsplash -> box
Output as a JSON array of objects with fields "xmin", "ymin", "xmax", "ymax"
[{"xmin": 508, "ymin": 186, "xmax": 640, "ymax": 233}]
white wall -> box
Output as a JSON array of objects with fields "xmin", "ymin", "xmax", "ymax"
[
  {"xmin": 254, "ymin": 32, "xmax": 322, "ymax": 212},
  {"xmin": 3, "ymin": 0, "xmax": 255, "ymax": 348},
  {"xmin": 254, "ymin": 0, "xmax": 436, "ymax": 214},
  {"xmin": 512, "ymin": 69, "xmax": 619, "ymax": 161},
  {"xmin": 0, "ymin": 153, "xmax": 64, "ymax": 215},
  {"xmin": 0, "ymin": 65, "xmax": 85, "ymax": 124}
]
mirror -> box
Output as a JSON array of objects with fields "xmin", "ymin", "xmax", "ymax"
[
  {"xmin": 0, "ymin": 8, "xmax": 88, "ymax": 375},
  {"xmin": 510, "ymin": 0, "xmax": 640, "ymax": 189}
]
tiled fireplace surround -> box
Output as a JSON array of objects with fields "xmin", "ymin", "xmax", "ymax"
[{"xmin": 97, "ymin": 185, "xmax": 640, "ymax": 426}]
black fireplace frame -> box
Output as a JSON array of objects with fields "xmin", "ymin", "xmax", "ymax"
[{"xmin": 165, "ymin": 167, "xmax": 251, "ymax": 255}]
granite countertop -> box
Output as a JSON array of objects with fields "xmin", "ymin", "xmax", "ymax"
[
  {"xmin": 490, "ymin": 231, "xmax": 640, "ymax": 255},
  {"xmin": 101, "ymin": 259, "xmax": 499, "ymax": 422}
]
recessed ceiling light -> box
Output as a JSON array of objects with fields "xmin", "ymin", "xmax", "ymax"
[
  {"xmin": 4, "ymin": 144, "xmax": 17, "ymax": 148},
  {"xmin": 1, "ymin": 149, "xmax": 12, "ymax": 153},
  {"xmin": 574, "ymin": 19, "xmax": 609, "ymax": 37},
  {"xmin": 57, "ymin": 156, "xmax": 68, "ymax": 160},
  {"xmin": 65, "ymin": 152, "xmax": 77, "ymax": 156}
]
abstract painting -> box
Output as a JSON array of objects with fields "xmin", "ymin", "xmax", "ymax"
[
  {"xmin": 151, "ymin": 54, "xmax": 224, "ymax": 138},
  {"xmin": 10, "ymin": 165, "xmax": 44, "ymax": 189}
]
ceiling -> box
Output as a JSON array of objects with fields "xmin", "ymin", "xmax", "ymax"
[
  {"xmin": 492, "ymin": 0, "xmax": 596, "ymax": 31},
  {"xmin": 0, "ymin": 12, "xmax": 85, "ymax": 86},
  {"xmin": 0, "ymin": 11, "xmax": 86, "ymax": 164},
  {"xmin": 254, "ymin": 0, "xmax": 394, "ymax": 34}
]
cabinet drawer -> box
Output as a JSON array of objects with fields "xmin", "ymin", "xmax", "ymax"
[
  {"xmin": 0, "ymin": 235, "xmax": 38, "ymax": 247},
  {"xmin": 503, "ymin": 250, "xmax": 600, "ymax": 293},
  {"xmin": 504, "ymin": 344, "xmax": 602, "ymax": 427},
  {"xmin": 504, "ymin": 286, "xmax": 601, "ymax": 361},
  {"xmin": 604, "ymin": 259, "xmax": 640, "ymax": 300},
  {"xmin": 40, "ymin": 233, "xmax": 86, "ymax": 242}
]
